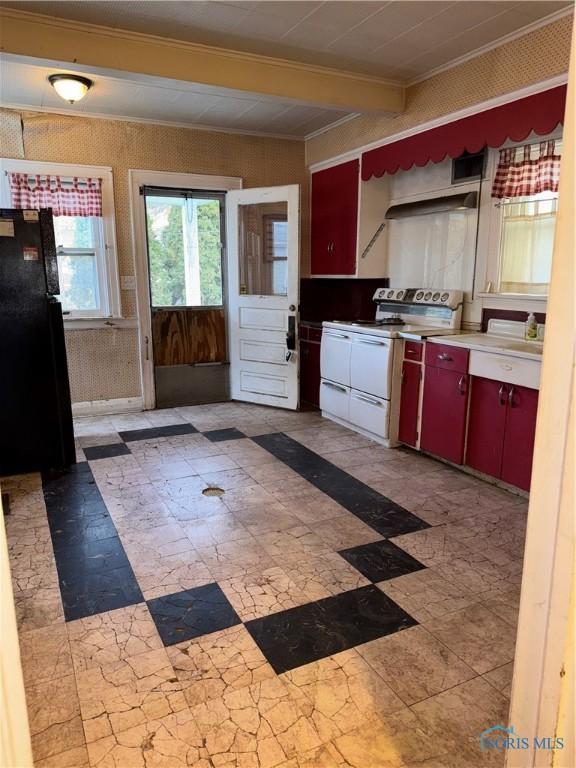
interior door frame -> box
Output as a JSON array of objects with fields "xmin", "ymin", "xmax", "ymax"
[{"xmin": 128, "ymin": 170, "xmax": 242, "ymax": 410}]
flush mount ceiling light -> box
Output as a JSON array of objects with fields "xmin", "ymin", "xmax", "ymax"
[{"xmin": 48, "ymin": 74, "xmax": 93, "ymax": 104}]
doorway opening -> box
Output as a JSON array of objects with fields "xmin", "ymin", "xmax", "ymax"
[{"xmin": 142, "ymin": 186, "xmax": 228, "ymax": 408}]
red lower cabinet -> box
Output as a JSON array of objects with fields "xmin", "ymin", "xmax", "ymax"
[
  {"xmin": 466, "ymin": 377, "xmax": 539, "ymax": 492},
  {"xmin": 466, "ymin": 377, "xmax": 508, "ymax": 478},
  {"xmin": 398, "ymin": 361, "xmax": 421, "ymax": 447},
  {"xmin": 300, "ymin": 339, "xmax": 321, "ymax": 407},
  {"xmin": 420, "ymin": 367, "xmax": 469, "ymax": 464},
  {"xmin": 500, "ymin": 385, "xmax": 539, "ymax": 491}
]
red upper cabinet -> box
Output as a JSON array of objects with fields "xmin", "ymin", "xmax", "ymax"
[
  {"xmin": 500, "ymin": 385, "xmax": 539, "ymax": 491},
  {"xmin": 311, "ymin": 160, "xmax": 359, "ymax": 275}
]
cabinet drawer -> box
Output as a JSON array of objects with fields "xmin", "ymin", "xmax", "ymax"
[
  {"xmin": 320, "ymin": 379, "xmax": 349, "ymax": 421},
  {"xmin": 404, "ymin": 341, "xmax": 423, "ymax": 361},
  {"xmin": 425, "ymin": 343, "xmax": 469, "ymax": 373},
  {"xmin": 469, "ymin": 350, "xmax": 540, "ymax": 389},
  {"xmin": 299, "ymin": 325, "xmax": 309, "ymax": 340},
  {"xmin": 349, "ymin": 389, "xmax": 389, "ymax": 439},
  {"xmin": 309, "ymin": 328, "xmax": 323, "ymax": 343}
]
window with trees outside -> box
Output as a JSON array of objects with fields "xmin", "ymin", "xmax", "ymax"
[{"xmin": 144, "ymin": 190, "xmax": 225, "ymax": 308}]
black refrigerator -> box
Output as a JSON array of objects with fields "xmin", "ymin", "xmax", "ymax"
[{"xmin": 0, "ymin": 208, "xmax": 75, "ymax": 475}]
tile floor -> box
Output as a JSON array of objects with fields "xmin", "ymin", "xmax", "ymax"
[{"xmin": 3, "ymin": 402, "xmax": 528, "ymax": 767}]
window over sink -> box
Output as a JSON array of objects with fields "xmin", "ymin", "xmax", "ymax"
[{"xmin": 491, "ymin": 139, "xmax": 561, "ymax": 297}]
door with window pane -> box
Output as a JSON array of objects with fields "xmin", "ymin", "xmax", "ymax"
[
  {"xmin": 143, "ymin": 188, "xmax": 228, "ymax": 407},
  {"xmin": 227, "ymin": 185, "xmax": 299, "ymax": 410}
]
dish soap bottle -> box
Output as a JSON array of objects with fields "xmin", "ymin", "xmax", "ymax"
[{"xmin": 525, "ymin": 312, "xmax": 538, "ymax": 340}]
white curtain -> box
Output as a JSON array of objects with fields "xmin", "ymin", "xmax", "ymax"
[{"xmin": 500, "ymin": 211, "xmax": 555, "ymax": 293}]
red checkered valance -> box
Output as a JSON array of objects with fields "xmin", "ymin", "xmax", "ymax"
[
  {"xmin": 9, "ymin": 173, "xmax": 103, "ymax": 217},
  {"xmin": 491, "ymin": 141, "xmax": 561, "ymax": 199}
]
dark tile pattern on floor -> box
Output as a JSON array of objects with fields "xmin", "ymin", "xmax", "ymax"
[
  {"xmin": 147, "ymin": 583, "xmax": 242, "ymax": 645},
  {"xmin": 42, "ymin": 464, "xmax": 143, "ymax": 621},
  {"xmin": 253, "ymin": 433, "xmax": 431, "ymax": 538},
  {"xmin": 119, "ymin": 423, "xmax": 198, "ymax": 442},
  {"xmin": 339, "ymin": 539, "xmax": 427, "ymax": 583},
  {"xmin": 246, "ymin": 584, "xmax": 417, "ymax": 674},
  {"xmin": 203, "ymin": 427, "xmax": 246, "ymax": 442},
  {"xmin": 83, "ymin": 442, "xmax": 132, "ymax": 460}
]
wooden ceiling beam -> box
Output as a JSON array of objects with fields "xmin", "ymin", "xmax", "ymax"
[{"xmin": 0, "ymin": 9, "xmax": 406, "ymax": 115}]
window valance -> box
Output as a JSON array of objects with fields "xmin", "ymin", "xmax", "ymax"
[
  {"xmin": 361, "ymin": 85, "xmax": 567, "ymax": 181},
  {"xmin": 491, "ymin": 140, "xmax": 561, "ymax": 199},
  {"xmin": 8, "ymin": 173, "xmax": 103, "ymax": 217}
]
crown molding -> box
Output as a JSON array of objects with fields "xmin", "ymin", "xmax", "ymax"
[
  {"xmin": 406, "ymin": 7, "xmax": 574, "ymax": 87},
  {"xmin": 1, "ymin": 102, "xmax": 312, "ymax": 142}
]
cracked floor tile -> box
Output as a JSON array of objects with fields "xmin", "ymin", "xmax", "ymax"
[
  {"xmin": 76, "ymin": 648, "xmax": 186, "ymax": 743},
  {"xmin": 86, "ymin": 709, "xmax": 209, "ymax": 767},
  {"xmin": 355, "ymin": 625, "xmax": 476, "ymax": 705},
  {"xmin": 220, "ymin": 566, "xmax": 311, "ymax": 621},
  {"xmin": 281, "ymin": 649, "xmax": 405, "ymax": 743},
  {"xmin": 167, "ymin": 625, "xmax": 275, "ymax": 707},
  {"xmin": 19, "ymin": 623, "xmax": 73, "ymax": 687},
  {"xmin": 26, "ymin": 674, "xmax": 86, "ymax": 762},
  {"xmin": 128, "ymin": 549, "xmax": 213, "ymax": 600},
  {"xmin": 67, "ymin": 603, "xmax": 163, "ymax": 673},
  {"xmin": 189, "ymin": 676, "xmax": 323, "ymax": 767}
]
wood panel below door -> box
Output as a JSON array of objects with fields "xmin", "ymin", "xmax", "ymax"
[{"xmin": 152, "ymin": 308, "xmax": 226, "ymax": 366}]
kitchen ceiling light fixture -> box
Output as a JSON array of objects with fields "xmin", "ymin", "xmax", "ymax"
[{"xmin": 48, "ymin": 74, "xmax": 93, "ymax": 104}]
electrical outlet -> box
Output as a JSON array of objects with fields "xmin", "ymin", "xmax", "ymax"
[{"xmin": 120, "ymin": 275, "xmax": 136, "ymax": 290}]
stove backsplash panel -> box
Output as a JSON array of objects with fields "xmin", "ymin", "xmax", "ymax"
[{"xmin": 300, "ymin": 278, "xmax": 389, "ymax": 323}]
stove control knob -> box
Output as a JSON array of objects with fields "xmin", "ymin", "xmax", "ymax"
[
  {"xmin": 424, "ymin": 291, "xmax": 432, "ymax": 301},
  {"xmin": 387, "ymin": 290, "xmax": 395, "ymax": 299},
  {"xmin": 396, "ymin": 290, "xmax": 405, "ymax": 300},
  {"xmin": 415, "ymin": 291, "xmax": 424, "ymax": 301},
  {"xmin": 432, "ymin": 292, "xmax": 440, "ymax": 302},
  {"xmin": 378, "ymin": 289, "xmax": 386, "ymax": 298},
  {"xmin": 441, "ymin": 292, "xmax": 450, "ymax": 303}
]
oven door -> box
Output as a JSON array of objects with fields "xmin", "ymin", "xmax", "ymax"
[
  {"xmin": 320, "ymin": 328, "xmax": 352, "ymax": 386},
  {"xmin": 350, "ymin": 333, "xmax": 393, "ymax": 399}
]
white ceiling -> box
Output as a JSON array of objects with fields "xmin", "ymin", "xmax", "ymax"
[
  {"xmin": 2, "ymin": 1, "xmax": 572, "ymax": 80},
  {"xmin": 0, "ymin": 56, "xmax": 352, "ymax": 138}
]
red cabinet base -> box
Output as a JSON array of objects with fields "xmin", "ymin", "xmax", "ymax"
[
  {"xmin": 466, "ymin": 377, "xmax": 539, "ymax": 493},
  {"xmin": 420, "ymin": 367, "xmax": 468, "ymax": 464},
  {"xmin": 398, "ymin": 361, "xmax": 421, "ymax": 447}
]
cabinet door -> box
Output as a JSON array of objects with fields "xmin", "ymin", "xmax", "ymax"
[
  {"xmin": 501, "ymin": 385, "xmax": 539, "ymax": 491},
  {"xmin": 311, "ymin": 160, "xmax": 359, "ymax": 275},
  {"xmin": 398, "ymin": 361, "xmax": 421, "ymax": 447},
  {"xmin": 466, "ymin": 377, "xmax": 507, "ymax": 479},
  {"xmin": 420, "ymin": 367, "xmax": 468, "ymax": 464},
  {"xmin": 300, "ymin": 340, "xmax": 321, "ymax": 407}
]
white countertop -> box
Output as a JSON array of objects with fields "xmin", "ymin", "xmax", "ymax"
[
  {"xmin": 322, "ymin": 321, "xmax": 460, "ymax": 340},
  {"xmin": 428, "ymin": 333, "xmax": 544, "ymax": 361}
]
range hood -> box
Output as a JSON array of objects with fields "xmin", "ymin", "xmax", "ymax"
[{"xmin": 385, "ymin": 191, "xmax": 478, "ymax": 220}]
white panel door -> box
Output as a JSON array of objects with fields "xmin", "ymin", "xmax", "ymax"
[{"xmin": 227, "ymin": 185, "xmax": 300, "ymax": 409}]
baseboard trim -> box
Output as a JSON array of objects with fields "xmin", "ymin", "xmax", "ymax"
[{"xmin": 72, "ymin": 397, "xmax": 144, "ymax": 417}]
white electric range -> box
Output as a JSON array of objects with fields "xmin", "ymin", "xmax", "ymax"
[{"xmin": 320, "ymin": 288, "xmax": 463, "ymax": 446}]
